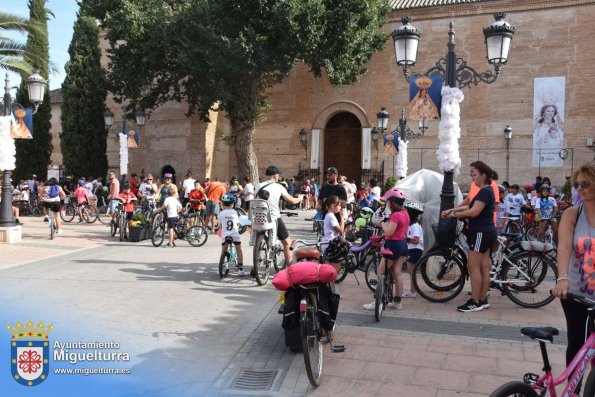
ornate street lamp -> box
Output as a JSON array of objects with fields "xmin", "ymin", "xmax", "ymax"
[
  {"xmin": 371, "ymin": 127, "xmax": 379, "ymax": 152},
  {"xmin": 504, "ymin": 125, "xmax": 512, "ymax": 181},
  {"xmin": 299, "ymin": 128, "xmax": 307, "ymax": 159},
  {"xmin": 104, "ymin": 106, "xmax": 145, "ymax": 182},
  {"xmin": 392, "ymin": 13, "xmax": 516, "ymax": 215},
  {"xmin": 0, "ymin": 71, "xmax": 47, "ymax": 228},
  {"xmin": 394, "ymin": 109, "xmax": 425, "ymax": 141},
  {"xmin": 376, "ymin": 107, "xmax": 389, "ymax": 132}
]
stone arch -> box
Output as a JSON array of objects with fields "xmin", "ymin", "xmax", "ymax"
[
  {"xmin": 161, "ymin": 164, "xmax": 177, "ymax": 184},
  {"xmin": 312, "ymin": 101, "xmax": 372, "ymax": 130}
]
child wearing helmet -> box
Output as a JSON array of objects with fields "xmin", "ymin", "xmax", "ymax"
[
  {"xmin": 218, "ymin": 194, "xmax": 245, "ymax": 276},
  {"xmin": 404, "ymin": 199, "xmax": 424, "ymax": 298},
  {"xmin": 535, "ymin": 184, "xmax": 558, "ymax": 240},
  {"xmin": 117, "ymin": 183, "xmax": 138, "ymax": 240},
  {"xmin": 364, "ymin": 189, "xmax": 409, "ymax": 311},
  {"xmin": 160, "ymin": 187, "xmax": 182, "ymax": 247}
]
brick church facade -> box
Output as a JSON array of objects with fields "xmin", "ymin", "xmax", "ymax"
[{"xmin": 49, "ymin": 0, "xmax": 595, "ymax": 189}]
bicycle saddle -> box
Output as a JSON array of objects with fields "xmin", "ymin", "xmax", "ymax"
[
  {"xmin": 519, "ymin": 240, "xmax": 555, "ymax": 253},
  {"xmin": 294, "ymin": 248, "xmax": 321, "ymax": 260},
  {"xmin": 379, "ymin": 248, "xmax": 393, "ymax": 256},
  {"xmin": 520, "ymin": 327, "xmax": 559, "ymax": 343}
]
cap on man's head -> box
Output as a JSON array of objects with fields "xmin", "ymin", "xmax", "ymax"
[
  {"xmin": 265, "ymin": 166, "xmax": 280, "ymax": 176},
  {"xmin": 32, "ymin": 174, "xmax": 37, "ymax": 178},
  {"xmin": 327, "ymin": 167, "xmax": 338, "ymax": 175}
]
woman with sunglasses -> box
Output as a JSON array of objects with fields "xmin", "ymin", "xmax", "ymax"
[
  {"xmin": 553, "ymin": 162, "xmax": 595, "ymax": 394},
  {"xmin": 138, "ymin": 175, "xmax": 158, "ymax": 211}
]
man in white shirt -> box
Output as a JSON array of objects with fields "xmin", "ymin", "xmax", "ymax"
[
  {"xmin": 181, "ymin": 171, "xmax": 196, "ymax": 207},
  {"xmin": 255, "ymin": 166, "xmax": 304, "ymax": 267}
]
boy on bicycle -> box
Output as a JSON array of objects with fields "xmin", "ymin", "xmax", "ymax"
[
  {"xmin": 117, "ymin": 183, "xmax": 137, "ymax": 240},
  {"xmin": 218, "ymin": 194, "xmax": 245, "ymax": 275}
]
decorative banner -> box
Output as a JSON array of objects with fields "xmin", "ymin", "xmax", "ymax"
[
  {"xmin": 310, "ymin": 129, "xmax": 320, "ymax": 169},
  {"xmin": 395, "ymin": 136, "xmax": 408, "ymax": 178},
  {"xmin": 533, "ymin": 77, "xmax": 565, "ymax": 168},
  {"xmin": 361, "ymin": 127, "xmax": 371, "ymax": 169},
  {"xmin": 127, "ymin": 129, "xmax": 139, "ymax": 148},
  {"xmin": 119, "ymin": 133, "xmax": 128, "ymax": 175},
  {"xmin": 9, "ymin": 108, "xmax": 33, "ymax": 139},
  {"xmin": 0, "ymin": 116, "xmax": 16, "ymax": 170},
  {"xmin": 409, "ymin": 75, "xmax": 442, "ymax": 121},
  {"xmin": 383, "ymin": 131, "xmax": 398, "ymax": 155},
  {"xmin": 436, "ymin": 86, "xmax": 464, "ymax": 176}
]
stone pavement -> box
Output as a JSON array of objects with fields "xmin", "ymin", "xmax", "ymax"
[{"xmin": 0, "ymin": 212, "xmax": 570, "ymax": 396}]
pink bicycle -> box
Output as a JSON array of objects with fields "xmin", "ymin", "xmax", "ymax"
[{"xmin": 490, "ymin": 293, "xmax": 595, "ymax": 397}]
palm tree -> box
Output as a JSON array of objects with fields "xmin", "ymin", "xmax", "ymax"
[{"xmin": 0, "ymin": 11, "xmax": 45, "ymax": 75}]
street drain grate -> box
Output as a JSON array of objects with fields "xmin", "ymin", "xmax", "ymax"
[{"xmin": 231, "ymin": 369, "xmax": 278, "ymax": 391}]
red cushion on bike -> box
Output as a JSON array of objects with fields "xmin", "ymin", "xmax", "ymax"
[
  {"xmin": 272, "ymin": 261, "xmax": 338, "ymax": 291},
  {"xmin": 380, "ymin": 248, "xmax": 393, "ymax": 256},
  {"xmin": 370, "ymin": 235, "xmax": 383, "ymax": 241}
]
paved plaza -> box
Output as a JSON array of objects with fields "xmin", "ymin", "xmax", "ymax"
[{"xmin": 0, "ymin": 213, "xmax": 569, "ymax": 396}]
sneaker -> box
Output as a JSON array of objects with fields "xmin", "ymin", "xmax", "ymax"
[
  {"xmin": 457, "ymin": 299, "xmax": 483, "ymax": 312},
  {"xmin": 388, "ymin": 302, "xmax": 403, "ymax": 310},
  {"xmin": 480, "ymin": 299, "xmax": 490, "ymax": 309},
  {"xmin": 402, "ymin": 291, "xmax": 417, "ymax": 298},
  {"xmin": 124, "ymin": 235, "xmax": 129, "ymax": 240},
  {"xmin": 362, "ymin": 302, "xmax": 375, "ymax": 310},
  {"xmin": 15, "ymin": 220, "xmax": 23, "ymax": 226},
  {"xmin": 237, "ymin": 269, "xmax": 247, "ymax": 277},
  {"xmin": 43, "ymin": 216, "xmax": 49, "ymax": 222},
  {"xmin": 56, "ymin": 229, "xmax": 62, "ymax": 235},
  {"xmin": 78, "ymin": 219, "xmax": 83, "ymax": 223}
]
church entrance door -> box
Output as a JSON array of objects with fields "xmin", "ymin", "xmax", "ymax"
[{"xmin": 323, "ymin": 112, "xmax": 362, "ymax": 183}]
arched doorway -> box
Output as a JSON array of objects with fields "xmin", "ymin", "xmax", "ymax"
[
  {"xmin": 161, "ymin": 165, "xmax": 177, "ymax": 184},
  {"xmin": 324, "ymin": 112, "xmax": 362, "ymax": 182}
]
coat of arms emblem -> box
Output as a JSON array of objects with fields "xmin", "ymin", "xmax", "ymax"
[{"xmin": 8, "ymin": 320, "xmax": 52, "ymax": 386}]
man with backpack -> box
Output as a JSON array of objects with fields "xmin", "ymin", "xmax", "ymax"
[{"xmin": 254, "ymin": 166, "xmax": 304, "ymax": 268}]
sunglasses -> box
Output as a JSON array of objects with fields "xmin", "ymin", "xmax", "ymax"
[
  {"xmin": 147, "ymin": 179, "xmax": 153, "ymax": 181},
  {"xmin": 577, "ymin": 180, "xmax": 591, "ymax": 189}
]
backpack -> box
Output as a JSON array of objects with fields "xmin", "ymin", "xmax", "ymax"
[{"xmin": 48, "ymin": 185, "xmax": 59, "ymax": 198}]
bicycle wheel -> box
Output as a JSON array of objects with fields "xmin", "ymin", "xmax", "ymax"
[
  {"xmin": 500, "ymin": 252, "xmax": 557, "ymax": 308},
  {"xmin": 334, "ymin": 254, "xmax": 354, "ymax": 284},
  {"xmin": 374, "ymin": 276, "xmax": 385, "ymax": 322},
  {"xmin": 253, "ymin": 233, "xmax": 271, "ymax": 286},
  {"xmin": 505, "ymin": 221, "xmax": 522, "ymax": 235},
  {"xmin": 273, "ymin": 242, "xmax": 285, "ymax": 272},
  {"xmin": 119, "ymin": 214, "xmax": 126, "ymax": 241},
  {"xmin": 364, "ymin": 255, "xmax": 379, "ymax": 292},
  {"xmin": 413, "ymin": 251, "xmax": 466, "ymax": 303},
  {"xmin": 97, "ymin": 205, "xmax": 111, "ymax": 224},
  {"xmin": 152, "ymin": 222, "xmax": 165, "ymax": 247},
  {"xmin": 84, "ymin": 205, "xmax": 98, "ymax": 223},
  {"xmin": 151, "ymin": 212, "xmax": 163, "ymax": 232},
  {"xmin": 489, "ymin": 381, "xmax": 537, "ymax": 397},
  {"xmin": 583, "ymin": 366, "xmax": 595, "ymax": 397},
  {"xmin": 186, "ymin": 225, "xmax": 208, "ymax": 247},
  {"xmin": 60, "ymin": 204, "xmax": 75, "ymax": 222},
  {"xmin": 218, "ymin": 251, "xmax": 230, "ymax": 278},
  {"xmin": 110, "ymin": 214, "xmax": 118, "ymax": 236},
  {"xmin": 525, "ymin": 224, "xmax": 539, "ymax": 241},
  {"xmin": 301, "ymin": 291, "xmax": 323, "ymax": 387}
]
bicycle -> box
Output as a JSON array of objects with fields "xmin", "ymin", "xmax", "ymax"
[
  {"xmin": 250, "ymin": 200, "xmax": 284, "ymax": 286},
  {"xmin": 218, "ymin": 236, "xmax": 238, "ymax": 278},
  {"xmin": 374, "ymin": 243, "xmax": 395, "ymax": 322},
  {"xmin": 151, "ymin": 209, "xmax": 208, "ymax": 247},
  {"xmin": 490, "ymin": 293, "xmax": 595, "ymax": 397},
  {"xmin": 110, "ymin": 202, "xmax": 127, "ymax": 241},
  {"xmin": 413, "ymin": 221, "xmax": 558, "ymax": 308}
]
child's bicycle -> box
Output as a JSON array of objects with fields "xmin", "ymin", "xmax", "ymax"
[
  {"xmin": 219, "ymin": 236, "xmax": 238, "ymax": 278},
  {"xmin": 490, "ymin": 292, "xmax": 595, "ymax": 397}
]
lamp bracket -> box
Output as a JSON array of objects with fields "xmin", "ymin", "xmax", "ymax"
[{"xmin": 401, "ymin": 57, "xmax": 501, "ymax": 88}]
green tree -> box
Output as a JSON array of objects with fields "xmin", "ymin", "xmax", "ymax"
[
  {"xmin": 14, "ymin": 0, "xmax": 52, "ymax": 181},
  {"xmin": 60, "ymin": 12, "xmax": 107, "ymax": 178},
  {"xmin": 0, "ymin": 11, "xmax": 44, "ymax": 75},
  {"xmin": 82, "ymin": 0, "xmax": 390, "ymax": 182}
]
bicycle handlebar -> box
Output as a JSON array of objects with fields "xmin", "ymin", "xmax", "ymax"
[{"xmin": 565, "ymin": 292, "xmax": 595, "ymax": 309}]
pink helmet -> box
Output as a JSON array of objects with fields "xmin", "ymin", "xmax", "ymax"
[{"xmin": 383, "ymin": 187, "xmax": 406, "ymax": 204}]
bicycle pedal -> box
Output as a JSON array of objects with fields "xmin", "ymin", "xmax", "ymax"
[
  {"xmin": 331, "ymin": 344, "xmax": 346, "ymax": 353},
  {"xmin": 523, "ymin": 372, "xmax": 539, "ymax": 385}
]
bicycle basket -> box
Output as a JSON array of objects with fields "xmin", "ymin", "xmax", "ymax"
[
  {"xmin": 434, "ymin": 218, "xmax": 458, "ymax": 248},
  {"xmin": 249, "ymin": 199, "xmax": 275, "ymax": 231}
]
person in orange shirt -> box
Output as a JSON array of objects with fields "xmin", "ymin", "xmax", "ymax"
[
  {"xmin": 204, "ymin": 180, "xmax": 226, "ymax": 233},
  {"xmin": 188, "ymin": 181, "xmax": 206, "ymax": 215},
  {"xmin": 117, "ymin": 183, "xmax": 138, "ymax": 240}
]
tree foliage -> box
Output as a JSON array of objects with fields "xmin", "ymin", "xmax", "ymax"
[
  {"xmin": 0, "ymin": 11, "xmax": 46, "ymax": 75},
  {"xmin": 60, "ymin": 11, "xmax": 107, "ymax": 179},
  {"xmin": 82, "ymin": 0, "xmax": 391, "ymax": 181},
  {"xmin": 14, "ymin": 0, "xmax": 52, "ymax": 181}
]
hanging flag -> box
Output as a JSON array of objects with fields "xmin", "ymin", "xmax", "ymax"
[
  {"xmin": 9, "ymin": 107, "xmax": 33, "ymax": 139},
  {"xmin": 127, "ymin": 128, "xmax": 139, "ymax": 148},
  {"xmin": 409, "ymin": 75, "xmax": 442, "ymax": 121}
]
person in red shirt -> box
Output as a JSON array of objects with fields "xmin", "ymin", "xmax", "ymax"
[
  {"xmin": 117, "ymin": 183, "xmax": 138, "ymax": 240},
  {"xmin": 129, "ymin": 174, "xmax": 139, "ymax": 197},
  {"xmin": 188, "ymin": 181, "xmax": 206, "ymax": 214},
  {"xmin": 74, "ymin": 181, "xmax": 89, "ymax": 223}
]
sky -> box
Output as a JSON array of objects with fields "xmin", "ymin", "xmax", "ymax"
[{"xmin": 4, "ymin": 0, "xmax": 79, "ymax": 91}]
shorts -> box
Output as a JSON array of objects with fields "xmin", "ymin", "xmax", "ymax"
[
  {"xmin": 383, "ymin": 239, "xmax": 408, "ymax": 261},
  {"xmin": 126, "ymin": 211, "xmax": 133, "ymax": 221},
  {"xmin": 109, "ymin": 199, "xmax": 120, "ymax": 212},
  {"xmin": 467, "ymin": 231, "xmax": 497, "ymax": 253},
  {"xmin": 204, "ymin": 200, "xmax": 220, "ymax": 216},
  {"xmin": 77, "ymin": 202, "xmax": 87, "ymax": 207},
  {"xmin": 222, "ymin": 233, "xmax": 242, "ymax": 245},
  {"xmin": 276, "ymin": 218, "xmax": 289, "ymax": 241},
  {"xmin": 167, "ymin": 217, "xmax": 178, "ymax": 229},
  {"xmin": 407, "ymin": 248, "xmax": 423, "ymax": 265},
  {"xmin": 42, "ymin": 201, "xmax": 61, "ymax": 212}
]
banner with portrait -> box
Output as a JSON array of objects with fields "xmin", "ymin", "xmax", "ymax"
[
  {"xmin": 127, "ymin": 128, "xmax": 139, "ymax": 148},
  {"xmin": 533, "ymin": 77, "xmax": 565, "ymax": 168},
  {"xmin": 10, "ymin": 107, "xmax": 33, "ymax": 139},
  {"xmin": 409, "ymin": 75, "xmax": 442, "ymax": 121}
]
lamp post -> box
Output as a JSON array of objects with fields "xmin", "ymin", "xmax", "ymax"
[
  {"xmin": 0, "ymin": 71, "xmax": 47, "ymax": 228},
  {"xmin": 504, "ymin": 125, "xmax": 512, "ymax": 181},
  {"xmin": 394, "ymin": 109, "xmax": 426, "ymax": 142},
  {"xmin": 103, "ymin": 107, "xmax": 145, "ymax": 183},
  {"xmin": 392, "ymin": 13, "xmax": 516, "ymax": 214},
  {"xmin": 370, "ymin": 127, "xmax": 379, "ymax": 159},
  {"xmin": 299, "ymin": 128, "xmax": 307, "ymax": 160}
]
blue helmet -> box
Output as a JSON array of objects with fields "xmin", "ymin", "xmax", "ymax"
[{"xmin": 221, "ymin": 193, "xmax": 235, "ymax": 204}]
